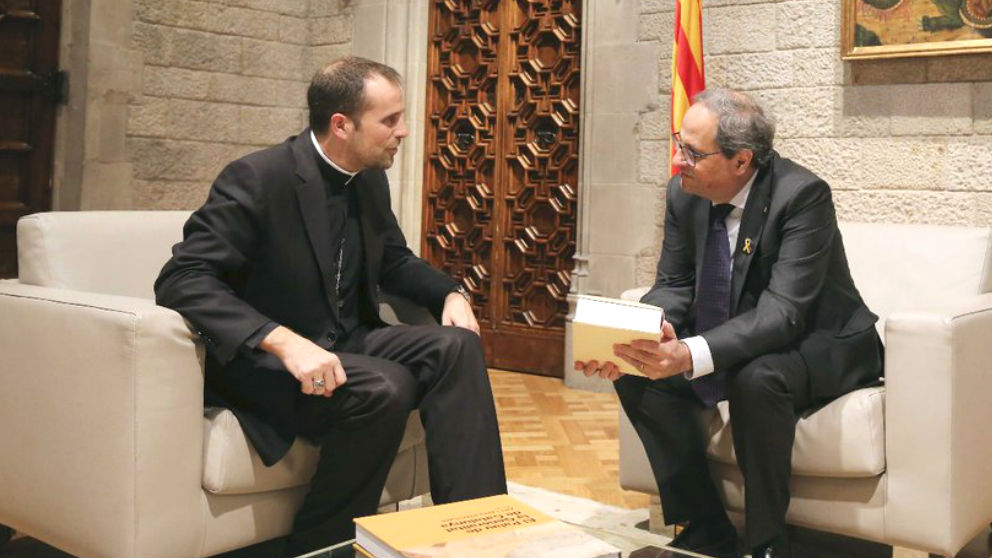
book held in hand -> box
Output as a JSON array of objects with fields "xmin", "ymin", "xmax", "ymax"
[
  {"xmin": 353, "ymin": 494, "xmax": 620, "ymax": 558},
  {"xmin": 572, "ymin": 294, "xmax": 664, "ymax": 377}
]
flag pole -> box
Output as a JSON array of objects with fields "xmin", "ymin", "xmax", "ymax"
[{"xmin": 670, "ymin": 0, "xmax": 705, "ymax": 177}]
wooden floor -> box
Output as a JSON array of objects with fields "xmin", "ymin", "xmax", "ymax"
[{"xmin": 489, "ymin": 369, "xmax": 651, "ymax": 510}]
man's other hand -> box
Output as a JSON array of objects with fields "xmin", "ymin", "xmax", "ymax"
[
  {"xmin": 574, "ymin": 359, "xmax": 623, "ymax": 381},
  {"xmin": 573, "ymin": 319, "xmax": 681, "ymax": 381},
  {"xmin": 259, "ymin": 326, "xmax": 346, "ymax": 397},
  {"xmin": 442, "ymin": 291, "xmax": 480, "ymax": 335}
]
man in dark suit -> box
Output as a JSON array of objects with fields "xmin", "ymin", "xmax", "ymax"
[
  {"xmin": 577, "ymin": 89, "xmax": 883, "ymax": 558},
  {"xmin": 155, "ymin": 57, "xmax": 506, "ymax": 554}
]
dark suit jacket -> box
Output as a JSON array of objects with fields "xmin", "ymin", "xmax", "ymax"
[
  {"xmin": 154, "ymin": 130, "xmax": 457, "ymax": 464},
  {"xmin": 642, "ymin": 151, "xmax": 883, "ymax": 405}
]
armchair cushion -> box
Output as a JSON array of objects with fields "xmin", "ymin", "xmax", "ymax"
[
  {"xmin": 840, "ymin": 223, "xmax": 992, "ymax": 338},
  {"xmin": 17, "ymin": 211, "xmax": 190, "ymax": 299},
  {"xmin": 202, "ymin": 408, "xmax": 426, "ymax": 495},
  {"xmin": 705, "ymin": 386, "xmax": 885, "ymax": 478}
]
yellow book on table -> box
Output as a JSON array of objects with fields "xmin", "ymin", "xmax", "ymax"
[
  {"xmin": 572, "ymin": 294, "xmax": 664, "ymax": 377},
  {"xmin": 354, "ymin": 494, "xmax": 620, "ymax": 558}
]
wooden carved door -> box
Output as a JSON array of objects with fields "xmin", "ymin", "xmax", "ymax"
[
  {"xmin": 422, "ymin": 1, "xmax": 580, "ymax": 377},
  {"xmin": 0, "ymin": 0, "xmax": 62, "ymax": 278}
]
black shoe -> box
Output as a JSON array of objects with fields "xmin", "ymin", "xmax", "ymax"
[
  {"xmin": 664, "ymin": 516, "xmax": 739, "ymax": 558},
  {"xmin": 751, "ymin": 534, "xmax": 791, "ymax": 558}
]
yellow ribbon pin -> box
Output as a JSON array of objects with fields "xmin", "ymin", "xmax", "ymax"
[{"xmin": 742, "ymin": 238, "xmax": 754, "ymax": 255}]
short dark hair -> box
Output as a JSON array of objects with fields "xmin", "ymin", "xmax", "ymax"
[
  {"xmin": 307, "ymin": 56, "xmax": 402, "ymax": 134},
  {"xmin": 693, "ymin": 88, "xmax": 776, "ymax": 168}
]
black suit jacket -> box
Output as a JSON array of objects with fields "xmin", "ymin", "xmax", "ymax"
[
  {"xmin": 155, "ymin": 130, "xmax": 457, "ymax": 464},
  {"xmin": 642, "ymin": 152, "xmax": 883, "ymax": 405}
]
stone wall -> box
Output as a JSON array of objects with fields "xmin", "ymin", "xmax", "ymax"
[
  {"xmin": 55, "ymin": 0, "xmax": 355, "ymax": 210},
  {"xmin": 126, "ymin": 0, "xmax": 354, "ymax": 209},
  {"xmin": 630, "ymin": 0, "xmax": 992, "ymax": 288},
  {"xmin": 570, "ymin": 1, "xmax": 663, "ymax": 300},
  {"xmin": 58, "ymin": 0, "xmax": 992, "ymax": 291},
  {"xmin": 55, "ymin": 0, "xmax": 145, "ymax": 210}
]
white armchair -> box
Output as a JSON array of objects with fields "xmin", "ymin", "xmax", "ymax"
[
  {"xmin": 618, "ymin": 222, "xmax": 992, "ymax": 557},
  {"xmin": 0, "ymin": 211, "xmax": 431, "ymax": 557}
]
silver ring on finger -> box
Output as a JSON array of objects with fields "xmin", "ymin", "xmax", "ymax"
[{"xmin": 312, "ymin": 377, "xmax": 326, "ymax": 390}]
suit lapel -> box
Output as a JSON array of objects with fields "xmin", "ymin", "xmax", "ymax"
[
  {"xmin": 730, "ymin": 164, "xmax": 772, "ymax": 314},
  {"xmin": 292, "ymin": 132, "xmax": 339, "ymax": 318}
]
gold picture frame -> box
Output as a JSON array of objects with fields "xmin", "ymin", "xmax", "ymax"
[{"xmin": 842, "ymin": 0, "xmax": 992, "ymax": 60}]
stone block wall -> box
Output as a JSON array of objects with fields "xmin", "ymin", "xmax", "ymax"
[
  {"xmin": 119, "ymin": 0, "xmax": 353, "ymax": 209},
  {"xmin": 571, "ymin": 0, "xmax": 664, "ymax": 301},
  {"xmin": 631, "ymin": 0, "xmax": 992, "ymax": 287},
  {"xmin": 60, "ymin": 0, "xmax": 992, "ymax": 292}
]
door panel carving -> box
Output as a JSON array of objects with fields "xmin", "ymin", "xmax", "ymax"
[
  {"xmin": 423, "ymin": 1, "xmax": 501, "ymax": 325},
  {"xmin": 423, "ymin": 0, "xmax": 580, "ymax": 377}
]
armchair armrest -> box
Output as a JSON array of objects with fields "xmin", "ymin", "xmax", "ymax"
[
  {"xmin": 621, "ymin": 286, "xmax": 651, "ymax": 302},
  {"xmin": 379, "ymin": 292, "xmax": 438, "ymax": 326},
  {"xmin": 0, "ymin": 281, "xmax": 206, "ymax": 557},
  {"xmin": 882, "ymin": 292, "xmax": 992, "ymax": 555}
]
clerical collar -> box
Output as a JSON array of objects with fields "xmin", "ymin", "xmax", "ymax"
[
  {"xmin": 724, "ymin": 170, "xmax": 757, "ymax": 211},
  {"xmin": 310, "ymin": 130, "xmax": 357, "ymax": 184}
]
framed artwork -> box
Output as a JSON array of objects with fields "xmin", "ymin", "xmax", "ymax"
[{"xmin": 842, "ymin": 0, "xmax": 992, "ymax": 59}]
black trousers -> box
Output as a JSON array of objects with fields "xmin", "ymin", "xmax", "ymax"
[
  {"xmin": 614, "ymin": 350, "xmax": 812, "ymax": 548},
  {"xmin": 286, "ymin": 324, "xmax": 507, "ymax": 553}
]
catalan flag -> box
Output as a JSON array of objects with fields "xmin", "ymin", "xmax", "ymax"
[{"xmin": 670, "ymin": 0, "xmax": 705, "ymax": 177}]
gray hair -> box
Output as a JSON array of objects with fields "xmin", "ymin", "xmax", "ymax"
[{"xmin": 692, "ymin": 88, "xmax": 776, "ymax": 168}]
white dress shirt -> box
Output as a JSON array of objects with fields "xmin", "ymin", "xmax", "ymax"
[{"xmin": 682, "ymin": 171, "xmax": 757, "ymax": 380}]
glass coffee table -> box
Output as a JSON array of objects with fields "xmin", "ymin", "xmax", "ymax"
[
  {"xmin": 295, "ymin": 530, "xmax": 716, "ymax": 558},
  {"xmin": 295, "ymin": 538, "xmax": 357, "ymax": 558}
]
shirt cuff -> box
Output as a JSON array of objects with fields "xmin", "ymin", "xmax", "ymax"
[
  {"xmin": 241, "ymin": 321, "xmax": 279, "ymax": 354},
  {"xmin": 681, "ymin": 335, "xmax": 715, "ymax": 380}
]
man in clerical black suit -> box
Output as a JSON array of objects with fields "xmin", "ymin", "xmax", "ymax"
[
  {"xmin": 577, "ymin": 89, "xmax": 883, "ymax": 558},
  {"xmin": 155, "ymin": 57, "xmax": 506, "ymax": 554}
]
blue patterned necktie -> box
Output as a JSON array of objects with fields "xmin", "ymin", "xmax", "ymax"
[{"xmin": 691, "ymin": 203, "xmax": 735, "ymax": 407}]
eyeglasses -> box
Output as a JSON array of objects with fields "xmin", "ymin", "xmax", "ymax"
[{"xmin": 672, "ymin": 132, "xmax": 720, "ymax": 168}]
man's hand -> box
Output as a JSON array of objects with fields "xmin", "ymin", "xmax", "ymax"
[
  {"xmin": 441, "ymin": 291, "xmax": 480, "ymax": 335},
  {"xmin": 612, "ymin": 320, "xmax": 692, "ymax": 380},
  {"xmin": 259, "ymin": 326, "xmax": 346, "ymax": 397},
  {"xmin": 574, "ymin": 320, "xmax": 690, "ymax": 381}
]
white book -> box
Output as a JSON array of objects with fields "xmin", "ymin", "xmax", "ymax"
[{"xmin": 572, "ymin": 295, "xmax": 664, "ymax": 377}]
